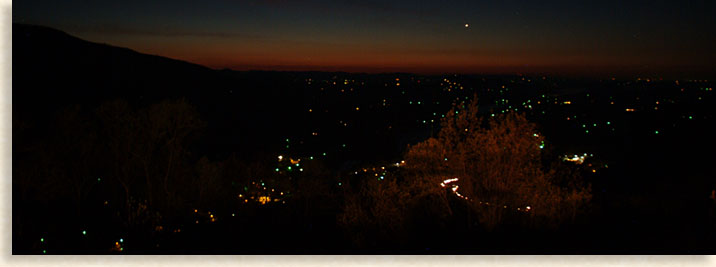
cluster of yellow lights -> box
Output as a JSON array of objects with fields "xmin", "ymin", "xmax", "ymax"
[{"xmin": 258, "ymin": 196, "xmax": 271, "ymax": 205}]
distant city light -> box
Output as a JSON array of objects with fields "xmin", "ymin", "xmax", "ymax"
[{"xmin": 563, "ymin": 154, "xmax": 588, "ymax": 164}]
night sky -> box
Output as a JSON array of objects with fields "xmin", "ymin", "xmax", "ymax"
[{"xmin": 13, "ymin": 0, "xmax": 716, "ymax": 76}]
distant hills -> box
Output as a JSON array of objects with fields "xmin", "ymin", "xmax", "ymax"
[
  {"xmin": 13, "ymin": 23, "xmax": 229, "ymax": 109},
  {"xmin": 12, "ymin": 24, "xmax": 371, "ymax": 115},
  {"xmin": 13, "ymin": 23, "xmax": 300, "ymax": 156}
]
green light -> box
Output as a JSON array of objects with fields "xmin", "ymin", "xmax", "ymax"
[
  {"xmin": 295, "ymin": 163, "xmax": 300, "ymax": 167},
  {"xmin": 287, "ymin": 166, "xmax": 292, "ymax": 171},
  {"xmin": 689, "ymin": 116, "xmax": 693, "ymax": 120},
  {"xmin": 322, "ymin": 152, "xmax": 327, "ymax": 156},
  {"xmin": 119, "ymin": 238, "xmax": 124, "ymax": 243},
  {"xmin": 309, "ymin": 156, "xmax": 314, "ymax": 160},
  {"xmin": 97, "ymin": 178, "xmax": 101, "ymax": 182},
  {"xmin": 338, "ymin": 182, "xmax": 342, "ymax": 186},
  {"xmin": 275, "ymin": 168, "xmax": 279, "ymax": 172},
  {"xmin": 82, "ymin": 230, "xmax": 87, "ymax": 235},
  {"xmin": 655, "ymin": 130, "xmax": 659, "ymax": 134},
  {"xmin": 593, "ymin": 123, "xmax": 597, "ymax": 127},
  {"xmin": 286, "ymin": 138, "xmax": 289, "ymax": 142},
  {"xmin": 606, "ymin": 121, "xmax": 611, "ymax": 125},
  {"xmin": 455, "ymin": 111, "xmax": 459, "ymax": 114},
  {"xmin": 582, "ymin": 124, "xmax": 586, "ymax": 128},
  {"xmin": 533, "ymin": 133, "xmax": 538, "ymax": 137},
  {"xmin": 40, "ymin": 238, "xmax": 44, "ymax": 242},
  {"xmin": 585, "ymin": 130, "xmax": 589, "ymax": 134},
  {"xmin": 43, "ymin": 250, "xmax": 46, "ymax": 254},
  {"xmin": 491, "ymin": 114, "xmax": 495, "ymax": 117},
  {"xmin": 342, "ymin": 144, "xmax": 346, "ymax": 148},
  {"xmin": 286, "ymin": 145, "xmax": 289, "ymax": 149},
  {"xmin": 444, "ymin": 157, "xmax": 448, "ymax": 161}
]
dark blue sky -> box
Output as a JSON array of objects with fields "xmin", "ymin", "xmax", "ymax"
[{"xmin": 14, "ymin": 0, "xmax": 716, "ymax": 76}]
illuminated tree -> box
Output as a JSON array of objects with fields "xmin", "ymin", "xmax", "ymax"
[
  {"xmin": 96, "ymin": 100, "xmax": 142, "ymax": 225},
  {"xmin": 338, "ymin": 177, "xmax": 411, "ymax": 247},
  {"xmin": 403, "ymin": 96, "xmax": 591, "ymax": 229},
  {"xmin": 338, "ymin": 162, "xmax": 454, "ymax": 247},
  {"xmin": 143, "ymin": 99, "xmax": 205, "ymax": 213},
  {"xmin": 96, "ymin": 99, "xmax": 205, "ymax": 226}
]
